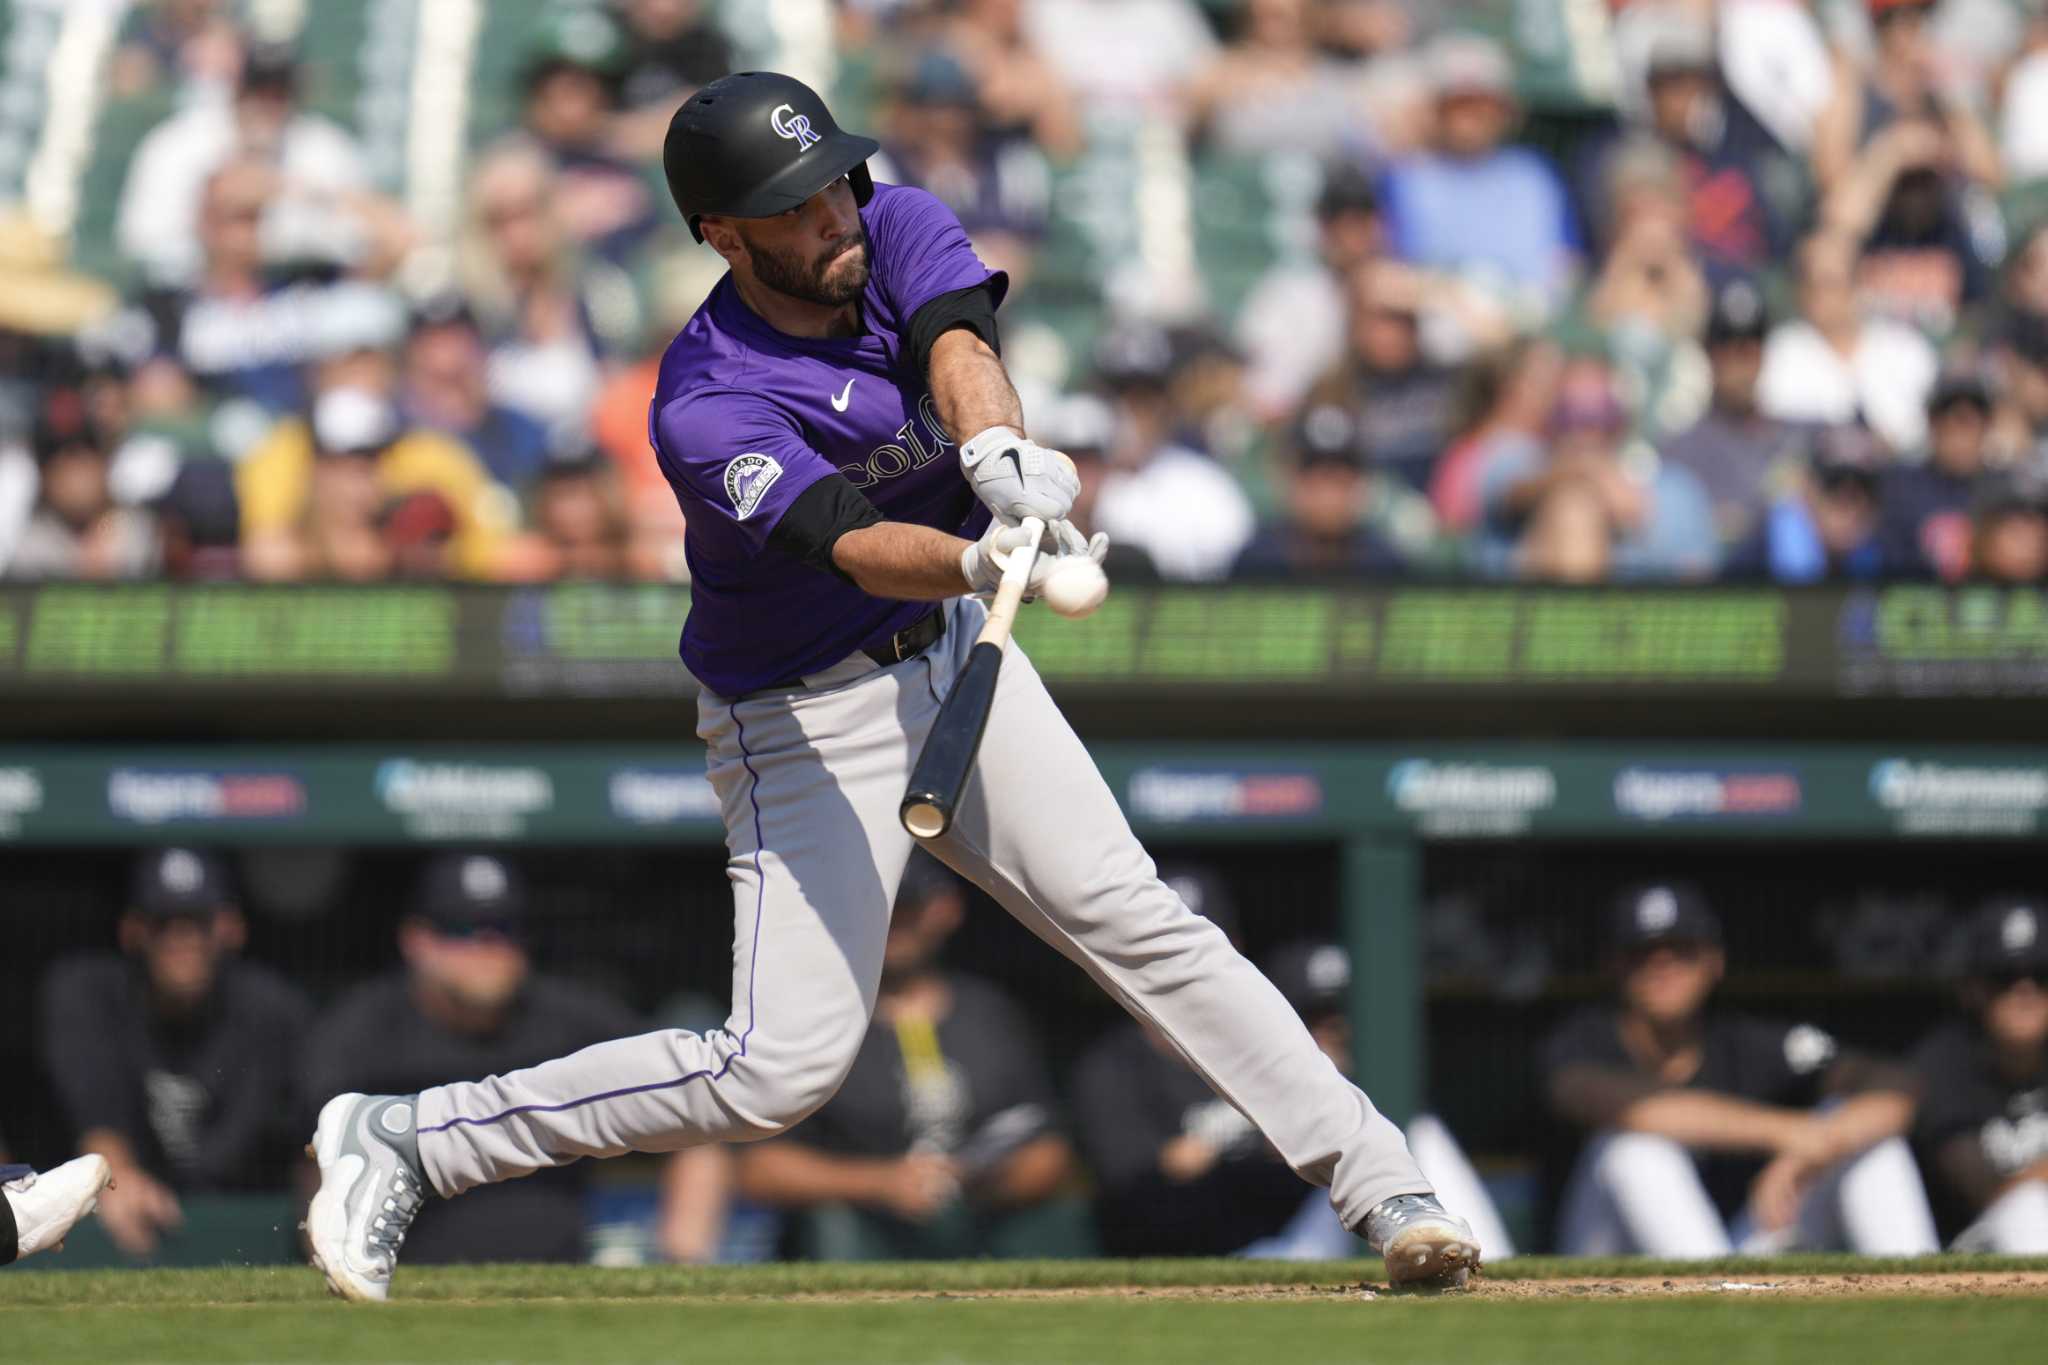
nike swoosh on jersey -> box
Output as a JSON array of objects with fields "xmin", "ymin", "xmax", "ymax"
[{"xmin": 831, "ymin": 379, "xmax": 855, "ymax": 412}]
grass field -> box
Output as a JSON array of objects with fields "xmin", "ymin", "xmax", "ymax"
[{"xmin": 6, "ymin": 1255, "xmax": 2047, "ymax": 1364}]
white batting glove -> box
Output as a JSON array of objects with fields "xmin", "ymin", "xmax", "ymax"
[
  {"xmin": 1049, "ymin": 519, "xmax": 1110, "ymax": 566},
  {"xmin": 959, "ymin": 518, "xmax": 1108, "ymax": 598},
  {"xmin": 959, "ymin": 426, "xmax": 1080, "ymax": 525}
]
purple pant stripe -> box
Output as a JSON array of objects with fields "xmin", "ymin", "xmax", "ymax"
[{"xmin": 419, "ymin": 713, "xmax": 769, "ymax": 1137}]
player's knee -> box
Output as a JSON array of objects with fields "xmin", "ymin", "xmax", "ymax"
[
  {"xmin": 722, "ymin": 1031, "xmax": 865, "ymax": 1137},
  {"xmin": 1590, "ymin": 1130, "xmax": 1694, "ymax": 1184}
]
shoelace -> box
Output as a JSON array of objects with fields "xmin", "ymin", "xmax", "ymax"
[{"xmin": 365, "ymin": 1166, "xmax": 424, "ymax": 1265}]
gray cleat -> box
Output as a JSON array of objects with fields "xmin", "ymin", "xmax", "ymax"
[
  {"xmin": 1363, "ymin": 1193, "xmax": 1481, "ymax": 1289},
  {"xmin": 304, "ymin": 1093, "xmax": 428, "ymax": 1302}
]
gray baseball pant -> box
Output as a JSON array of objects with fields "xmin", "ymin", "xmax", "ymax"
[{"xmin": 414, "ymin": 597, "xmax": 1432, "ymax": 1229}]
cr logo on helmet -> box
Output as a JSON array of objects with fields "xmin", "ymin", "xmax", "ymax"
[{"xmin": 770, "ymin": 103, "xmax": 821, "ymax": 151}]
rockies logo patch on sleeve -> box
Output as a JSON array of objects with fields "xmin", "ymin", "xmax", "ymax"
[{"xmin": 723, "ymin": 453, "xmax": 784, "ymax": 520}]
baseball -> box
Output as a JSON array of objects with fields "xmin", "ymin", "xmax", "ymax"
[{"xmin": 1041, "ymin": 556, "xmax": 1108, "ymax": 619}]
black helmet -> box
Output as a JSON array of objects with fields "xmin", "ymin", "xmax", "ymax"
[{"xmin": 664, "ymin": 71, "xmax": 878, "ymax": 243}]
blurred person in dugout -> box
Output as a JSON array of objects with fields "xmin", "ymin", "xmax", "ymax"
[
  {"xmin": 299, "ymin": 853, "xmax": 724, "ymax": 1264},
  {"xmin": 1074, "ymin": 870, "xmax": 1514, "ymax": 1262},
  {"xmin": 734, "ymin": 854, "xmax": 1086, "ymax": 1260},
  {"xmin": 38, "ymin": 849, "xmax": 311, "ymax": 1258},
  {"xmin": 1910, "ymin": 898, "xmax": 2048, "ymax": 1253},
  {"xmin": 1542, "ymin": 883, "xmax": 1938, "ymax": 1257}
]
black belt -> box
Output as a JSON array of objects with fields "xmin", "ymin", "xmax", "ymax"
[
  {"xmin": 760, "ymin": 610, "xmax": 946, "ymax": 692},
  {"xmin": 862, "ymin": 607, "xmax": 947, "ymax": 667}
]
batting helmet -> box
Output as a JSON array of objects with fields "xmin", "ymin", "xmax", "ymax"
[{"xmin": 663, "ymin": 71, "xmax": 878, "ymax": 243}]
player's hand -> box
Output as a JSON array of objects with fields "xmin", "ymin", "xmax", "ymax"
[
  {"xmin": 1049, "ymin": 518, "xmax": 1109, "ymax": 566},
  {"xmin": 1747, "ymin": 1151, "xmax": 1818, "ymax": 1234},
  {"xmin": 94, "ymin": 1166, "xmax": 183, "ymax": 1257},
  {"xmin": 1159, "ymin": 1134, "xmax": 1221, "ymax": 1183},
  {"xmin": 960, "ymin": 519, "xmax": 1058, "ymax": 596},
  {"xmin": 875, "ymin": 1152, "xmax": 962, "ymax": 1223},
  {"xmin": 959, "ymin": 427, "xmax": 1080, "ymax": 525}
]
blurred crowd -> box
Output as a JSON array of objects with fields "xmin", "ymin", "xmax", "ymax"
[
  {"xmin": 10, "ymin": 0, "xmax": 2048, "ymax": 586},
  {"xmin": 10, "ymin": 847, "xmax": 2044, "ymax": 1262}
]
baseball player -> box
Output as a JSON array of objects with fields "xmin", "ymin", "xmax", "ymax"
[
  {"xmin": 1909, "ymin": 898, "xmax": 2048, "ymax": 1252},
  {"xmin": 2, "ymin": 1155, "xmax": 113, "ymax": 1266},
  {"xmin": 305, "ymin": 71, "xmax": 1477, "ymax": 1299}
]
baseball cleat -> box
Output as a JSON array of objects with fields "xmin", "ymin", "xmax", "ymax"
[
  {"xmin": 1363, "ymin": 1193, "xmax": 1481, "ymax": 1290},
  {"xmin": 304, "ymin": 1093, "xmax": 428, "ymax": 1303},
  {"xmin": 2, "ymin": 1155, "xmax": 114, "ymax": 1261}
]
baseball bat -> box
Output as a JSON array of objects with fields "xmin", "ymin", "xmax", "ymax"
[{"xmin": 899, "ymin": 515, "xmax": 1044, "ymax": 839}]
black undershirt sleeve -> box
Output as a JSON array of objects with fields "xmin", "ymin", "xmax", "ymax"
[
  {"xmin": 768, "ymin": 474, "xmax": 885, "ymax": 582},
  {"xmin": 906, "ymin": 282, "xmax": 1002, "ymax": 377}
]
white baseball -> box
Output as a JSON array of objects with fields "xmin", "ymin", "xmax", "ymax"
[{"xmin": 1040, "ymin": 555, "xmax": 1108, "ymax": 619}]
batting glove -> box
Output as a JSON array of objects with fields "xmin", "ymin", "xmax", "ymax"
[
  {"xmin": 960, "ymin": 520, "xmax": 1057, "ymax": 597},
  {"xmin": 959, "ymin": 426, "xmax": 1080, "ymax": 525}
]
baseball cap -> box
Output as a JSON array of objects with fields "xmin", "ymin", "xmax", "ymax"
[
  {"xmin": 1092, "ymin": 322, "xmax": 1176, "ymax": 390},
  {"xmin": 132, "ymin": 847, "xmax": 235, "ymax": 918},
  {"xmin": 1927, "ymin": 368, "xmax": 1993, "ymax": 416},
  {"xmin": 1609, "ymin": 883, "xmax": 1723, "ymax": 953},
  {"xmin": 239, "ymin": 42, "xmax": 300, "ymax": 96},
  {"xmin": 1427, "ymin": 33, "xmax": 1514, "ymax": 100},
  {"xmin": 1038, "ymin": 392, "xmax": 1115, "ymax": 457},
  {"xmin": 1293, "ymin": 402, "xmax": 1365, "ymax": 470},
  {"xmin": 900, "ymin": 49, "xmax": 979, "ymax": 110},
  {"xmin": 311, "ymin": 387, "xmax": 398, "ymax": 458},
  {"xmin": 31, "ymin": 385, "xmax": 103, "ymax": 462},
  {"xmin": 1316, "ymin": 162, "xmax": 1380, "ymax": 220},
  {"xmin": 1975, "ymin": 459, "xmax": 2048, "ymax": 519},
  {"xmin": 1965, "ymin": 896, "xmax": 2048, "ymax": 975},
  {"xmin": 1645, "ymin": 20, "xmax": 1717, "ymax": 79},
  {"xmin": 1705, "ymin": 277, "xmax": 1770, "ymax": 345},
  {"xmin": 1158, "ymin": 863, "xmax": 1241, "ymax": 944},
  {"xmin": 414, "ymin": 852, "xmax": 528, "ymax": 937},
  {"xmin": 524, "ymin": 7, "xmax": 626, "ymax": 84},
  {"xmin": 1265, "ymin": 940, "xmax": 1352, "ymax": 1021},
  {"xmin": 1810, "ymin": 423, "xmax": 1884, "ymax": 490}
]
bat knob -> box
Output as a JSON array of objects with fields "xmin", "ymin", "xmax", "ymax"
[{"xmin": 901, "ymin": 796, "xmax": 949, "ymax": 839}]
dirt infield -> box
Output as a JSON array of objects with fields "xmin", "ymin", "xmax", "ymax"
[{"xmin": 795, "ymin": 1270, "xmax": 2048, "ymax": 1304}]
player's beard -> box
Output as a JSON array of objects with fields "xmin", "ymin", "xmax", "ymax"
[{"xmin": 745, "ymin": 225, "xmax": 871, "ymax": 307}]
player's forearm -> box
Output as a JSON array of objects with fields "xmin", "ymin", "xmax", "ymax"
[
  {"xmin": 979, "ymin": 1135, "xmax": 1074, "ymax": 1209},
  {"xmin": 733, "ymin": 1141, "xmax": 899, "ymax": 1208},
  {"xmin": 1611, "ymin": 1091, "xmax": 1808, "ymax": 1154},
  {"xmin": 79, "ymin": 1128, "xmax": 144, "ymax": 1174},
  {"xmin": 1812, "ymin": 1090, "xmax": 1914, "ymax": 1163},
  {"xmin": 927, "ymin": 328, "xmax": 1023, "ymax": 445},
  {"xmin": 831, "ymin": 521, "xmax": 971, "ymax": 600}
]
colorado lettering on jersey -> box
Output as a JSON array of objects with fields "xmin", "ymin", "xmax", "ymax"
[{"xmin": 836, "ymin": 393, "xmax": 954, "ymax": 490}]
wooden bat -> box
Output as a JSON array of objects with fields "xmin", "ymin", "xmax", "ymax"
[{"xmin": 899, "ymin": 516, "xmax": 1044, "ymax": 839}]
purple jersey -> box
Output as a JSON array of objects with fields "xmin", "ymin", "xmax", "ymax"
[{"xmin": 649, "ymin": 183, "xmax": 1006, "ymax": 696}]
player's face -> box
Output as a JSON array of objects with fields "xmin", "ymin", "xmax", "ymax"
[
  {"xmin": 731, "ymin": 177, "xmax": 870, "ymax": 308},
  {"xmin": 1621, "ymin": 940, "xmax": 1722, "ymax": 1025},
  {"xmin": 1982, "ymin": 971, "xmax": 2048, "ymax": 1050}
]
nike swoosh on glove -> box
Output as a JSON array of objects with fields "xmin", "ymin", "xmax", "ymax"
[{"xmin": 959, "ymin": 426, "xmax": 1080, "ymax": 524}]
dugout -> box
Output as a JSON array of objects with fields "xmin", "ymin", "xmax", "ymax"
[{"xmin": 5, "ymin": 581, "xmax": 2046, "ymax": 1259}]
